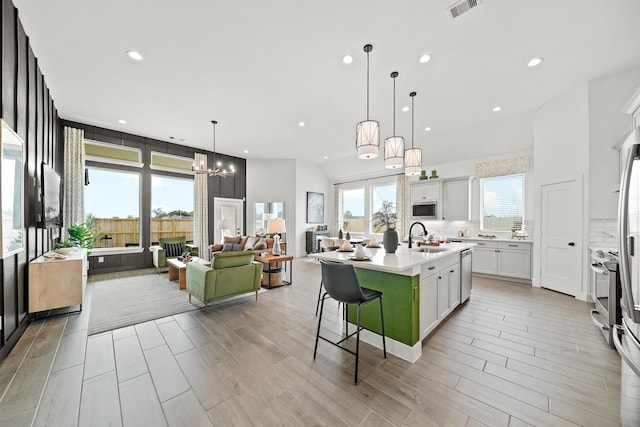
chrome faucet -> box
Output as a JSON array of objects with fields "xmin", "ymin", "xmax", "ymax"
[{"xmin": 408, "ymin": 222, "xmax": 428, "ymax": 249}]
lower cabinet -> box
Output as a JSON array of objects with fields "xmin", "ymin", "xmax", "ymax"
[
  {"xmin": 470, "ymin": 240, "xmax": 531, "ymax": 280},
  {"xmin": 420, "ymin": 255, "xmax": 461, "ymax": 339}
]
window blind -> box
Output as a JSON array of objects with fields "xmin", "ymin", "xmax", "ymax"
[{"xmin": 481, "ymin": 173, "xmax": 524, "ymax": 231}]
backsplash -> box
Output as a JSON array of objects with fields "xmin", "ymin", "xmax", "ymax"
[
  {"xmin": 590, "ymin": 218, "xmax": 617, "ymax": 247},
  {"xmin": 408, "ymin": 219, "xmax": 535, "ymax": 241}
]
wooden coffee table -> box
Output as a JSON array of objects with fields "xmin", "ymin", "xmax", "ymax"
[
  {"xmin": 167, "ymin": 258, "xmax": 210, "ymax": 290},
  {"xmin": 254, "ymin": 253, "xmax": 293, "ymax": 289}
]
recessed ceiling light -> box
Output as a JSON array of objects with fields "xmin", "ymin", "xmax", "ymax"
[
  {"xmin": 402, "ymin": 106, "xmax": 410, "ymax": 112},
  {"xmin": 527, "ymin": 57, "xmax": 543, "ymax": 67},
  {"xmin": 419, "ymin": 54, "xmax": 432, "ymax": 64},
  {"xmin": 324, "ymin": 156, "xmax": 328, "ymax": 159},
  {"xmin": 126, "ymin": 50, "xmax": 143, "ymax": 61},
  {"xmin": 243, "ymin": 149, "xmax": 249, "ymax": 154},
  {"xmin": 118, "ymin": 119, "xmax": 127, "ymax": 124},
  {"xmin": 298, "ymin": 121, "xmax": 305, "ymax": 127},
  {"xmin": 492, "ymin": 105, "xmax": 502, "ymax": 112},
  {"xmin": 425, "ymin": 126, "xmax": 432, "ymax": 132},
  {"xmin": 342, "ymin": 55, "xmax": 353, "ymax": 64}
]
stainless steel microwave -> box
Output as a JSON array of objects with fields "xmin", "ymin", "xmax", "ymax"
[{"xmin": 412, "ymin": 201, "xmax": 437, "ymax": 220}]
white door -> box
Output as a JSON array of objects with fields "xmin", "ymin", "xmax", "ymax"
[
  {"xmin": 540, "ymin": 180, "xmax": 582, "ymax": 296},
  {"xmin": 213, "ymin": 197, "xmax": 244, "ymax": 244}
]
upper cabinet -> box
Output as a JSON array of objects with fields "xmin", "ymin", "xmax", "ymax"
[
  {"xmin": 410, "ymin": 180, "xmax": 440, "ymax": 202},
  {"xmin": 442, "ymin": 177, "xmax": 471, "ymax": 221}
]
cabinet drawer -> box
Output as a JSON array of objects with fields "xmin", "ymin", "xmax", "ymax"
[
  {"xmin": 471, "ymin": 240, "xmax": 498, "ymax": 249},
  {"xmin": 498, "ymin": 242, "xmax": 531, "ymax": 251},
  {"xmin": 421, "ymin": 254, "xmax": 458, "ymax": 277}
]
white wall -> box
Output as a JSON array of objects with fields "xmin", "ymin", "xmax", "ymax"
[
  {"xmin": 295, "ymin": 161, "xmax": 333, "ymax": 258},
  {"xmin": 588, "ymin": 65, "xmax": 640, "ymax": 219},
  {"xmin": 532, "ymin": 83, "xmax": 590, "ymax": 296},
  {"xmin": 246, "ymin": 159, "xmax": 297, "ymax": 253}
]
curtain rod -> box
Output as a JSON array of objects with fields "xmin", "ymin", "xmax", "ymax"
[{"xmin": 333, "ymin": 172, "xmax": 404, "ymax": 187}]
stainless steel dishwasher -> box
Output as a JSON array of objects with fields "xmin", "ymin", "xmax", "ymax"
[{"xmin": 460, "ymin": 249, "xmax": 472, "ymax": 303}]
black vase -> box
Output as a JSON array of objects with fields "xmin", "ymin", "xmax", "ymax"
[
  {"xmin": 338, "ymin": 229, "xmax": 343, "ymax": 239},
  {"xmin": 345, "ymin": 231, "xmax": 351, "ymax": 240},
  {"xmin": 383, "ymin": 228, "xmax": 399, "ymax": 253}
]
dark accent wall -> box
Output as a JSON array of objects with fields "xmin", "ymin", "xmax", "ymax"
[
  {"xmin": 0, "ymin": 0, "xmax": 61, "ymax": 362},
  {"xmin": 63, "ymin": 121, "xmax": 247, "ymax": 275}
]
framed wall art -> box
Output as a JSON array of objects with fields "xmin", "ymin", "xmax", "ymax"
[{"xmin": 306, "ymin": 192, "xmax": 324, "ymax": 224}]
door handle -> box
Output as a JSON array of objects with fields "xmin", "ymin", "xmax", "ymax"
[
  {"xmin": 568, "ymin": 242, "xmax": 575, "ymax": 246},
  {"xmin": 629, "ymin": 236, "xmax": 635, "ymax": 256}
]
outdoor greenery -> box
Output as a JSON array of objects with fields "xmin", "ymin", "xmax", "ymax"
[{"xmin": 152, "ymin": 208, "xmax": 193, "ymax": 219}]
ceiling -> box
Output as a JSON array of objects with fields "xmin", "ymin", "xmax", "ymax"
[{"xmin": 13, "ymin": 0, "xmax": 640, "ymax": 178}]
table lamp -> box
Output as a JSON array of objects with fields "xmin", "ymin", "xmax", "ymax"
[
  {"xmin": 267, "ymin": 218, "xmax": 286, "ymax": 256},
  {"xmin": 218, "ymin": 219, "xmax": 230, "ymax": 243}
]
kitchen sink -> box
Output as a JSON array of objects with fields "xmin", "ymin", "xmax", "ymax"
[{"xmin": 413, "ymin": 246, "xmax": 448, "ymax": 253}]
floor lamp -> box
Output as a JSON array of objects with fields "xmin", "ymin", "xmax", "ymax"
[{"xmin": 267, "ymin": 219, "xmax": 286, "ymax": 255}]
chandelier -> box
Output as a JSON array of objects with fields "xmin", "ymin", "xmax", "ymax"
[
  {"xmin": 404, "ymin": 92, "xmax": 422, "ymax": 176},
  {"xmin": 384, "ymin": 71, "xmax": 404, "ymax": 169},
  {"xmin": 193, "ymin": 120, "xmax": 235, "ymax": 177},
  {"xmin": 355, "ymin": 44, "xmax": 380, "ymax": 159}
]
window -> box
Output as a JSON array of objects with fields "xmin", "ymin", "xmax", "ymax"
[
  {"xmin": 85, "ymin": 167, "xmax": 141, "ymax": 248},
  {"xmin": 341, "ymin": 188, "xmax": 365, "ymax": 233},
  {"xmin": 481, "ymin": 173, "xmax": 524, "ymax": 231},
  {"xmin": 338, "ymin": 178, "xmax": 398, "ymax": 236},
  {"xmin": 371, "ymin": 183, "xmax": 397, "ymax": 233},
  {"xmin": 151, "ymin": 175, "xmax": 194, "ymax": 244}
]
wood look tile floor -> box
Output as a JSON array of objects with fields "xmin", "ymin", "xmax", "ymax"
[{"xmin": 0, "ymin": 259, "xmax": 622, "ymax": 426}]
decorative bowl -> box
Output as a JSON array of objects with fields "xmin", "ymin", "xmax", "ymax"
[{"xmin": 54, "ymin": 247, "xmax": 78, "ymax": 255}]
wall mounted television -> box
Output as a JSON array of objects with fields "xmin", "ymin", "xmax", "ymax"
[{"xmin": 38, "ymin": 162, "xmax": 63, "ymax": 228}]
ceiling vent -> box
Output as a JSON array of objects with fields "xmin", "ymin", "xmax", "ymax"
[{"xmin": 448, "ymin": 0, "xmax": 481, "ymax": 19}]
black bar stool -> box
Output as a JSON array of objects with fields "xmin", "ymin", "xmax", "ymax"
[{"xmin": 314, "ymin": 260, "xmax": 387, "ymax": 384}]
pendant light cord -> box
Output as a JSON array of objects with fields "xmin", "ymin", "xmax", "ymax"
[
  {"xmin": 411, "ymin": 94, "xmax": 415, "ymax": 149},
  {"xmin": 211, "ymin": 120, "xmax": 217, "ymax": 168},
  {"xmin": 366, "ymin": 50, "xmax": 370, "ymax": 120},
  {"xmin": 392, "ymin": 76, "xmax": 396, "ymax": 135}
]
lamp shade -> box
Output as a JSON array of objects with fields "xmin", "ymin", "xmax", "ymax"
[
  {"xmin": 384, "ymin": 136, "xmax": 404, "ymax": 169},
  {"xmin": 356, "ymin": 120, "xmax": 380, "ymax": 159},
  {"xmin": 267, "ymin": 218, "xmax": 286, "ymax": 234},
  {"xmin": 404, "ymin": 148, "xmax": 422, "ymax": 176}
]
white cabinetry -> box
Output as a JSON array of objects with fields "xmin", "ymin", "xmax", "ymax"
[
  {"xmin": 420, "ymin": 254, "xmax": 461, "ymax": 339},
  {"xmin": 442, "ymin": 178, "xmax": 470, "ymax": 220},
  {"xmin": 469, "ymin": 240, "xmax": 532, "ymax": 280},
  {"xmin": 410, "ymin": 181, "xmax": 440, "ymax": 202}
]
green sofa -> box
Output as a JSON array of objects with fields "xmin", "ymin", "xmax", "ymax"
[
  {"xmin": 186, "ymin": 251, "xmax": 262, "ymax": 309},
  {"xmin": 152, "ymin": 236, "xmax": 187, "ymax": 272}
]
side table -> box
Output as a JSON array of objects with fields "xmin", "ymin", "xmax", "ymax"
[{"xmin": 254, "ymin": 253, "xmax": 293, "ymax": 289}]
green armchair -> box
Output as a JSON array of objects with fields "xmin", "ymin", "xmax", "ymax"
[
  {"xmin": 152, "ymin": 236, "xmax": 187, "ymax": 272},
  {"xmin": 186, "ymin": 251, "xmax": 262, "ymax": 309}
]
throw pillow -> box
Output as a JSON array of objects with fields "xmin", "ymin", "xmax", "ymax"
[
  {"xmin": 165, "ymin": 242, "xmax": 183, "ymax": 257},
  {"xmin": 221, "ymin": 243, "xmax": 235, "ymax": 252},
  {"xmin": 224, "ymin": 236, "xmax": 241, "ymax": 244},
  {"xmin": 253, "ymin": 238, "xmax": 267, "ymax": 250},
  {"xmin": 243, "ymin": 236, "xmax": 257, "ymax": 250},
  {"xmin": 210, "ymin": 243, "xmax": 223, "ymax": 252},
  {"xmin": 232, "ymin": 243, "xmax": 244, "ymax": 251}
]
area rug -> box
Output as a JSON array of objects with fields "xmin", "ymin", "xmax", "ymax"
[{"xmin": 88, "ymin": 273, "xmax": 264, "ymax": 335}]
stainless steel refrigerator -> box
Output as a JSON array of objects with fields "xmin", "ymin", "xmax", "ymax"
[{"xmin": 615, "ymin": 141, "xmax": 640, "ymax": 426}]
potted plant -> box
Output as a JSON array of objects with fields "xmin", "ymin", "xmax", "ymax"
[
  {"xmin": 373, "ymin": 201, "xmax": 398, "ymax": 253},
  {"xmin": 56, "ymin": 217, "xmax": 101, "ymax": 255}
]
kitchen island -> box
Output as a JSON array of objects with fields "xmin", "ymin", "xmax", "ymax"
[{"xmin": 314, "ymin": 242, "xmax": 475, "ymax": 362}]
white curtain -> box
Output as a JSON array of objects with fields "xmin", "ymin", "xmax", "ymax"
[
  {"xmin": 62, "ymin": 126, "xmax": 85, "ymax": 237},
  {"xmin": 194, "ymin": 153, "xmax": 209, "ymax": 260}
]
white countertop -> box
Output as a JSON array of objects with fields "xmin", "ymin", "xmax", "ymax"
[
  {"xmin": 312, "ymin": 242, "xmax": 475, "ymax": 276},
  {"xmin": 449, "ymin": 237, "xmax": 533, "ymax": 243}
]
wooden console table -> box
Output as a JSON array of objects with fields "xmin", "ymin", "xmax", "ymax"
[
  {"xmin": 28, "ymin": 248, "xmax": 87, "ymax": 313},
  {"xmin": 254, "ymin": 253, "xmax": 293, "ymax": 289}
]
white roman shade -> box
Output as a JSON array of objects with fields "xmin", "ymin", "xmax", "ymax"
[{"xmin": 475, "ymin": 156, "xmax": 529, "ymax": 178}]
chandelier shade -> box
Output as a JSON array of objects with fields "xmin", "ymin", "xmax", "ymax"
[
  {"xmin": 405, "ymin": 91, "xmax": 422, "ymax": 176},
  {"xmin": 356, "ymin": 119, "xmax": 380, "ymax": 159},
  {"xmin": 355, "ymin": 44, "xmax": 379, "ymax": 159},
  {"xmin": 404, "ymin": 148, "xmax": 422, "ymax": 176},
  {"xmin": 384, "ymin": 136, "xmax": 404, "ymax": 168},
  {"xmin": 384, "ymin": 71, "xmax": 404, "ymax": 169}
]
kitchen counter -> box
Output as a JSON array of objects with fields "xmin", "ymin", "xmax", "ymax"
[
  {"xmin": 450, "ymin": 236, "xmax": 533, "ymax": 243},
  {"xmin": 313, "ymin": 242, "xmax": 475, "ymax": 276},
  {"xmin": 312, "ymin": 242, "xmax": 475, "ymax": 362}
]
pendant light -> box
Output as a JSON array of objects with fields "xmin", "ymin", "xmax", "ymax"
[
  {"xmin": 356, "ymin": 44, "xmax": 380, "ymax": 159},
  {"xmin": 384, "ymin": 71, "xmax": 404, "ymax": 169},
  {"xmin": 193, "ymin": 120, "xmax": 235, "ymax": 177},
  {"xmin": 404, "ymin": 92, "xmax": 422, "ymax": 176}
]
